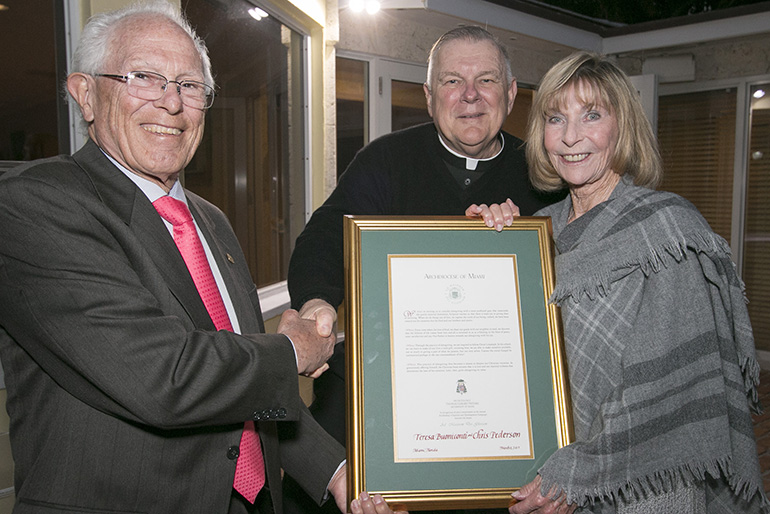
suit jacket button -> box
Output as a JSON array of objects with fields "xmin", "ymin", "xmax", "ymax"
[
  {"xmin": 252, "ymin": 411, "xmax": 261, "ymax": 421},
  {"xmin": 261, "ymin": 409, "xmax": 270, "ymax": 419},
  {"xmin": 277, "ymin": 408, "xmax": 287, "ymax": 419},
  {"xmin": 227, "ymin": 446, "xmax": 240, "ymax": 460}
]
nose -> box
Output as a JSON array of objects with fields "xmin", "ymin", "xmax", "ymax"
[
  {"xmin": 155, "ymin": 81, "xmax": 184, "ymax": 113},
  {"xmin": 561, "ymin": 119, "xmax": 581, "ymax": 147},
  {"xmin": 462, "ymin": 82, "xmax": 480, "ymax": 102}
]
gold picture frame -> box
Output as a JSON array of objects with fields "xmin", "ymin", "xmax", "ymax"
[{"xmin": 344, "ymin": 216, "xmax": 573, "ymax": 511}]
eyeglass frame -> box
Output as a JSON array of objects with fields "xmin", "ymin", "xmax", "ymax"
[{"xmin": 95, "ymin": 71, "xmax": 217, "ymax": 110}]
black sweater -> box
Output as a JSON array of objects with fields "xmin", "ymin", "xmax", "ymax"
[{"xmin": 288, "ymin": 122, "xmax": 562, "ymax": 310}]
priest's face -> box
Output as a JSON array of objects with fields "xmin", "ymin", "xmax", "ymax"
[{"xmin": 424, "ymin": 39, "xmax": 517, "ymax": 159}]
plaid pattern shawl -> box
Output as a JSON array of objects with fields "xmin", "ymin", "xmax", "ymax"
[{"xmin": 535, "ymin": 176, "xmax": 768, "ymax": 513}]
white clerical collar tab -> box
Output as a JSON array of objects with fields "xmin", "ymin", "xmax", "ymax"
[{"xmin": 437, "ymin": 133, "xmax": 505, "ymax": 171}]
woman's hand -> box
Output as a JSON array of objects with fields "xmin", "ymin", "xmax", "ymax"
[
  {"xmin": 465, "ymin": 198, "xmax": 520, "ymax": 232},
  {"xmin": 350, "ymin": 491, "xmax": 408, "ymax": 514},
  {"xmin": 509, "ymin": 475, "xmax": 576, "ymax": 514},
  {"xmin": 329, "ymin": 467, "xmax": 408, "ymax": 514}
]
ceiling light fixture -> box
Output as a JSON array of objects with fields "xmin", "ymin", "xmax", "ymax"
[
  {"xmin": 348, "ymin": 0, "xmax": 382, "ymax": 13},
  {"xmin": 248, "ymin": 7, "xmax": 269, "ymax": 20},
  {"xmin": 753, "ymin": 89, "xmax": 766, "ymax": 99}
]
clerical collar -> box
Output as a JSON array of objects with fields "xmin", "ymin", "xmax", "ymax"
[{"xmin": 437, "ymin": 133, "xmax": 505, "ymax": 171}]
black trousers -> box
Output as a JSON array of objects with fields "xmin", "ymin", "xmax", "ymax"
[{"xmin": 281, "ymin": 343, "xmax": 507, "ymax": 514}]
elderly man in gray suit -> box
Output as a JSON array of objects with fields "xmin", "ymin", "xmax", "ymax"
[{"xmin": 0, "ymin": 2, "xmax": 400, "ymax": 514}]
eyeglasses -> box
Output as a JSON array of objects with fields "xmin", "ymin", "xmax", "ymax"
[{"xmin": 95, "ymin": 71, "xmax": 216, "ymax": 110}]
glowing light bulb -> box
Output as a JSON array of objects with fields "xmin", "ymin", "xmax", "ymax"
[
  {"xmin": 753, "ymin": 89, "xmax": 766, "ymax": 99},
  {"xmin": 365, "ymin": 0, "xmax": 381, "ymax": 14},
  {"xmin": 349, "ymin": 0, "xmax": 365, "ymax": 12},
  {"xmin": 248, "ymin": 7, "xmax": 268, "ymax": 20}
]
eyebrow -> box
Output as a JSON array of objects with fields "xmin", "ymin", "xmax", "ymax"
[{"xmin": 438, "ymin": 69, "xmax": 501, "ymax": 80}]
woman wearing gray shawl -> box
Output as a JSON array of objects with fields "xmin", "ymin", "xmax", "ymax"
[{"xmin": 468, "ymin": 52, "xmax": 768, "ymax": 513}]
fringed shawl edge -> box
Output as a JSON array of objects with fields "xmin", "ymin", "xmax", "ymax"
[
  {"xmin": 539, "ymin": 456, "xmax": 770, "ymax": 512},
  {"xmin": 550, "ymin": 229, "xmax": 733, "ymax": 305}
]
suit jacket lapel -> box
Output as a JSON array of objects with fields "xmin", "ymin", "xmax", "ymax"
[{"xmin": 72, "ymin": 140, "xmax": 216, "ymax": 331}]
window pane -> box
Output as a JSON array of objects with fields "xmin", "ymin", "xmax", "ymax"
[
  {"xmin": 658, "ymin": 89, "xmax": 736, "ymax": 241},
  {"xmin": 744, "ymin": 84, "xmax": 770, "ymax": 351},
  {"xmin": 391, "ymin": 79, "xmax": 431, "ymax": 132},
  {"xmin": 0, "ymin": 0, "xmax": 61, "ymax": 163},
  {"xmin": 502, "ymin": 87, "xmax": 534, "ymax": 141},
  {"xmin": 184, "ymin": 0, "xmax": 305, "ymax": 287},
  {"xmin": 336, "ymin": 57, "xmax": 367, "ymax": 179}
]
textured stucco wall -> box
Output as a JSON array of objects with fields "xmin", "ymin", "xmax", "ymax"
[
  {"xmin": 336, "ymin": 8, "xmax": 575, "ymax": 87},
  {"xmin": 614, "ymin": 32, "xmax": 770, "ymax": 83}
]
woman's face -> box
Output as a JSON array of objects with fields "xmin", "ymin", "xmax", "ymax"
[{"xmin": 543, "ymin": 83, "xmax": 620, "ymax": 195}]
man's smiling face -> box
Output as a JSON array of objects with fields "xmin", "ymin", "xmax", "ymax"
[
  {"xmin": 80, "ymin": 15, "xmax": 206, "ymax": 189},
  {"xmin": 424, "ymin": 38, "xmax": 516, "ymax": 159}
]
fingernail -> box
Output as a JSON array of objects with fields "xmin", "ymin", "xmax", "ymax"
[
  {"xmin": 373, "ymin": 495, "xmax": 384, "ymax": 504},
  {"xmin": 486, "ymin": 219, "xmax": 494, "ymax": 227},
  {"xmin": 360, "ymin": 491, "xmax": 370, "ymax": 501},
  {"xmin": 512, "ymin": 491, "xmax": 523, "ymax": 499}
]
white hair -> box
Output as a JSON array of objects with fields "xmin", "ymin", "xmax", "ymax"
[
  {"xmin": 425, "ymin": 25, "xmax": 513, "ymax": 91},
  {"xmin": 68, "ymin": 1, "xmax": 213, "ymax": 132}
]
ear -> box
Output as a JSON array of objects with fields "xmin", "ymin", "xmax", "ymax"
[
  {"xmin": 506, "ymin": 78, "xmax": 518, "ymax": 116},
  {"xmin": 423, "ymin": 82, "xmax": 433, "ymax": 118},
  {"xmin": 67, "ymin": 73, "xmax": 96, "ymax": 123}
]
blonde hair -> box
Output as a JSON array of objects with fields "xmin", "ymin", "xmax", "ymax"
[{"xmin": 526, "ymin": 51, "xmax": 662, "ymax": 192}]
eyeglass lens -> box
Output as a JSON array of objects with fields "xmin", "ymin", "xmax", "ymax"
[{"xmin": 127, "ymin": 71, "xmax": 214, "ymax": 109}]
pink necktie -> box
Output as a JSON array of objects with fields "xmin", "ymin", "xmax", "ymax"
[{"xmin": 153, "ymin": 196, "xmax": 265, "ymax": 503}]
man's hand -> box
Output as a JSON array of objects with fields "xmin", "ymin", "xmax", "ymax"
[
  {"xmin": 277, "ymin": 309, "xmax": 335, "ymax": 376},
  {"xmin": 509, "ymin": 475, "xmax": 576, "ymax": 514},
  {"xmin": 297, "ymin": 298, "xmax": 338, "ymax": 378},
  {"xmin": 328, "ymin": 466, "xmax": 408, "ymax": 514},
  {"xmin": 465, "ymin": 198, "xmax": 520, "ymax": 232},
  {"xmin": 298, "ymin": 298, "xmax": 338, "ymax": 338}
]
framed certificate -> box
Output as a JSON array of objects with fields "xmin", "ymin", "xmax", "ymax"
[{"xmin": 344, "ymin": 216, "xmax": 572, "ymax": 511}]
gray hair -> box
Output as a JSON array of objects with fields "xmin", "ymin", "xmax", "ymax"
[
  {"xmin": 425, "ymin": 26, "xmax": 513, "ymax": 91},
  {"xmin": 68, "ymin": 1, "xmax": 213, "ymax": 131}
]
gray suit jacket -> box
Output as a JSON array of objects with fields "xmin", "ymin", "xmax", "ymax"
[{"xmin": 0, "ymin": 140, "xmax": 344, "ymax": 513}]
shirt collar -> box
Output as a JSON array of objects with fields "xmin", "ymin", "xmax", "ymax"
[{"xmin": 102, "ymin": 150, "xmax": 186, "ymax": 204}]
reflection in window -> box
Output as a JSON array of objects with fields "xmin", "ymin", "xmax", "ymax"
[
  {"xmin": 183, "ymin": 0, "xmax": 306, "ymax": 288},
  {"xmin": 744, "ymin": 84, "xmax": 770, "ymax": 351},
  {"xmin": 0, "ymin": 0, "xmax": 61, "ymax": 163}
]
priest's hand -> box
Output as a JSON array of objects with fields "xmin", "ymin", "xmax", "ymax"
[
  {"xmin": 465, "ymin": 198, "xmax": 520, "ymax": 232},
  {"xmin": 296, "ymin": 298, "xmax": 338, "ymax": 378}
]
